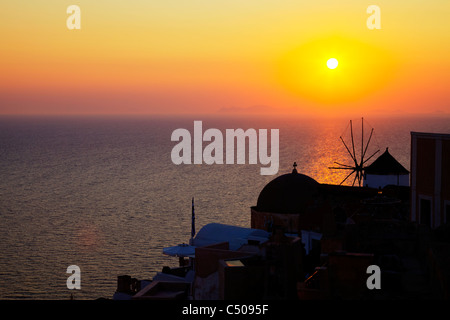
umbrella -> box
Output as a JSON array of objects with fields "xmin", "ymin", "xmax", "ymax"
[{"xmin": 163, "ymin": 243, "xmax": 196, "ymax": 257}]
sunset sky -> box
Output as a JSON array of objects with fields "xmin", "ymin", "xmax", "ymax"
[{"xmin": 0, "ymin": 1, "xmax": 449, "ymax": 117}]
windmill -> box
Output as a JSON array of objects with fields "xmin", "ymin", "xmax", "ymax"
[{"xmin": 329, "ymin": 118, "xmax": 380, "ymax": 187}]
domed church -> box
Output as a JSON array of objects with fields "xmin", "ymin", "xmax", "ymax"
[
  {"xmin": 251, "ymin": 162, "xmax": 380, "ymax": 237},
  {"xmin": 256, "ymin": 163, "xmax": 320, "ymax": 214}
]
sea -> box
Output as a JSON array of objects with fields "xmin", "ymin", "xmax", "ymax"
[{"xmin": 0, "ymin": 114, "xmax": 449, "ymax": 300}]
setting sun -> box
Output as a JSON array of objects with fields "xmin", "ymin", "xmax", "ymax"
[
  {"xmin": 327, "ymin": 58, "xmax": 338, "ymax": 69},
  {"xmin": 276, "ymin": 35, "xmax": 397, "ymax": 109},
  {"xmin": 0, "ymin": 1, "xmax": 448, "ymax": 117}
]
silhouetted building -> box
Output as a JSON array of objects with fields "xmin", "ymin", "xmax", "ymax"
[
  {"xmin": 364, "ymin": 147, "xmax": 409, "ymax": 189},
  {"xmin": 191, "ymin": 227, "xmax": 303, "ymax": 300},
  {"xmin": 411, "ymin": 132, "xmax": 450, "ymax": 229},
  {"xmin": 250, "ymin": 163, "xmax": 381, "ymax": 243},
  {"xmin": 251, "ymin": 165, "xmax": 326, "ymax": 235}
]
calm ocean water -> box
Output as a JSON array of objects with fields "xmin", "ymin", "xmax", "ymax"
[{"xmin": 0, "ymin": 114, "xmax": 449, "ymax": 300}]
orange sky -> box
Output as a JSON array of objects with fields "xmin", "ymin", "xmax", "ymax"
[{"xmin": 0, "ymin": 1, "xmax": 449, "ymax": 117}]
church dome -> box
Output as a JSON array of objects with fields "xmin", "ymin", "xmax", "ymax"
[{"xmin": 255, "ymin": 163, "xmax": 320, "ymax": 214}]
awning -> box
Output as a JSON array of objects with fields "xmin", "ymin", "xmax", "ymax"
[{"xmin": 163, "ymin": 243, "xmax": 196, "ymax": 257}]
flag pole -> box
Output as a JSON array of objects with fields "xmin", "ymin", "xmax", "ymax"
[{"xmin": 190, "ymin": 197, "xmax": 195, "ymax": 245}]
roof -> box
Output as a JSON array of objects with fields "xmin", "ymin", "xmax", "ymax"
[
  {"xmin": 411, "ymin": 132, "xmax": 450, "ymax": 140},
  {"xmin": 255, "ymin": 169, "xmax": 320, "ymax": 214},
  {"xmin": 192, "ymin": 223, "xmax": 269, "ymax": 250},
  {"xmin": 364, "ymin": 148, "xmax": 409, "ymax": 175}
]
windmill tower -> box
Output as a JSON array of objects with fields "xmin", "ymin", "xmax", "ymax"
[{"xmin": 329, "ymin": 118, "xmax": 380, "ymax": 187}]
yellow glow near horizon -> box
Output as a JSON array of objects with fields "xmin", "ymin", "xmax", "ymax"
[
  {"xmin": 0, "ymin": 1, "xmax": 449, "ymax": 116},
  {"xmin": 277, "ymin": 35, "xmax": 397, "ymax": 107},
  {"xmin": 327, "ymin": 58, "xmax": 338, "ymax": 69}
]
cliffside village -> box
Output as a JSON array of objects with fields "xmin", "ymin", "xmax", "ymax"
[{"xmin": 113, "ymin": 132, "xmax": 450, "ymax": 300}]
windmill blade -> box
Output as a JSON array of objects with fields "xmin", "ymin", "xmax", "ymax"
[
  {"xmin": 350, "ymin": 120, "xmax": 357, "ymax": 165},
  {"xmin": 362, "ymin": 149, "xmax": 380, "ymax": 165},
  {"xmin": 362, "ymin": 128, "xmax": 374, "ymax": 161},
  {"xmin": 340, "ymin": 169, "xmax": 356, "ymax": 185},
  {"xmin": 361, "ymin": 117, "xmax": 364, "ymax": 165},
  {"xmin": 334, "ymin": 161, "xmax": 354, "ymax": 168},
  {"xmin": 329, "ymin": 167, "xmax": 356, "ymax": 170},
  {"xmin": 340, "ymin": 136, "xmax": 357, "ymax": 165}
]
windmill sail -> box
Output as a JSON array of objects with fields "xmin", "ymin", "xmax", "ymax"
[{"xmin": 329, "ymin": 118, "xmax": 380, "ymax": 187}]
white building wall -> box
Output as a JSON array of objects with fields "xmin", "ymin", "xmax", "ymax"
[{"xmin": 364, "ymin": 174, "xmax": 409, "ymax": 189}]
